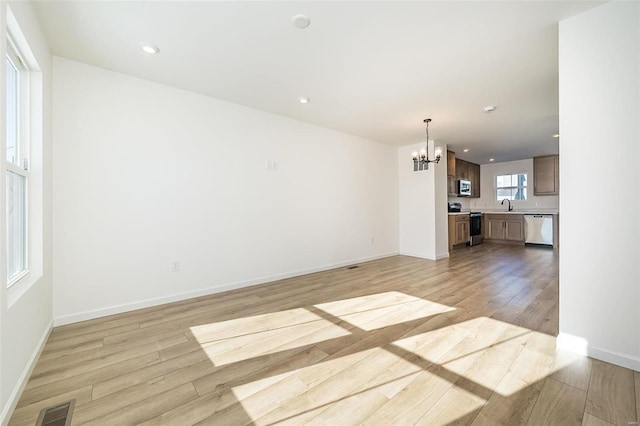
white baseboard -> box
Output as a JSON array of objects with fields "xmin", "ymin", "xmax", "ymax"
[
  {"xmin": 54, "ymin": 252, "xmax": 399, "ymax": 326},
  {"xmin": 1, "ymin": 319, "xmax": 53, "ymax": 426},
  {"xmin": 399, "ymin": 251, "xmax": 446, "ymax": 261},
  {"xmin": 557, "ymin": 332, "xmax": 640, "ymax": 372}
]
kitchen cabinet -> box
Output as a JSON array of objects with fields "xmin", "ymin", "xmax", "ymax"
[
  {"xmin": 484, "ymin": 214, "xmax": 525, "ymax": 244},
  {"xmin": 448, "ymin": 214, "xmax": 469, "ymax": 251},
  {"xmin": 456, "ymin": 159, "xmax": 470, "ymax": 180},
  {"xmin": 448, "ymin": 176, "xmax": 457, "ymax": 196},
  {"xmin": 447, "ymin": 151, "xmax": 458, "ymax": 196},
  {"xmin": 505, "ymin": 219, "xmax": 524, "ymax": 241},
  {"xmin": 469, "ymin": 162, "xmax": 480, "ymax": 198},
  {"xmin": 487, "ymin": 217, "xmax": 506, "ymax": 240},
  {"xmin": 447, "ymin": 151, "xmax": 456, "ymax": 176},
  {"xmin": 455, "ymin": 220, "xmax": 469, "ymax": 245},
  {"xmin": 534, "ymin": 155, "xmax": 559, "ymax": 196},
  {"xmin": 446, "ymin": 151, "xmax": 480, "ymax": 197}
]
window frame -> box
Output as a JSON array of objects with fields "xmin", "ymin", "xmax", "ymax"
[
  {"xmin": 5, "ymin": 33, "xmax": 31, "ymax": 288},
  {"xmin": 495, "ymin": 173, "xmax": 528, "ymax": 202}
]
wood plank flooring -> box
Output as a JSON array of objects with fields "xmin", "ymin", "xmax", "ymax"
[{"xmin": 9, "ymin": 243, "xmax": 639, "ymax": 425}]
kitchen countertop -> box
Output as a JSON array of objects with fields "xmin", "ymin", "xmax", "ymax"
[{"xmin": 448, "ymin": 210, "xmax": 559, "ymax": 215}]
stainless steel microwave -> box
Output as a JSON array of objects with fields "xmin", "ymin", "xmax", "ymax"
[{"xmin": 459, "ymin": 179, "xmax": 471, "ymax": 196}]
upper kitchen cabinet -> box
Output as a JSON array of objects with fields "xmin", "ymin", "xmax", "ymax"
[
  {"xmin": 447, "ymin": 151, "xmax": 456, "ymax": 176},
  {"xmin": 446, "ymin": 151, "xmax": 481, "ymax": 197},
  {"xmin": 447, "ymin": 151, "xmax": 457, "ymax": 196},
  {"xmin": 448, "ymin": 176, "xmax": 457, "ymax": 196},
  {"xmin": 469, "ymin": 162, "xmax": 480, "ymax": 198},
  {"xmin": 534, "ymin": 155, "xmax": 559, "ymax": 195},
  {"xmin": 457, "ymin": 159, "xmax": 470, "ymax": 180}
]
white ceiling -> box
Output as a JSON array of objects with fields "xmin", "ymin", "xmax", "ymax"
[{"xmin": 32, "ymin": 0, "xmax": 603, "ymax": 164}]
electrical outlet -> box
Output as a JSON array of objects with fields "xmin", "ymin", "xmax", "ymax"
[
  {"xmin": 266, "ymin": 160, "xmax": 278, "ymax": 171},
  {"xmin": 171, "ymin": 261, "xmax": 181, "ymax": 272}
]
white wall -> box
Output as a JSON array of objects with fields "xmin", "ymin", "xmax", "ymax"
[
  {"xmin": 0, "ymin": 3, "xmax": 53, "ymax": 424},
  {"xmin": 470, "ymin": 159, "xmax": 559, "ymax": 212},
  {"xmin": 558, "ymin": 0, "xmax": 639, "ymax": 370},
  {"xmin": 52, "ymin": 57, "xmax": 399, "ymax": 323},
  {"xmin": 398, "ymin": 145, "xmax": 448, "ymax": 260}
]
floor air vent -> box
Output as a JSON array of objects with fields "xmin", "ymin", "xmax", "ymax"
[
  {"xmin": 36, "ymin": 399, "xmax": 75, "ymax": 426},
  {"xmin": 346, "ymin": 265, "xmax": 359, "ymax": 270}
]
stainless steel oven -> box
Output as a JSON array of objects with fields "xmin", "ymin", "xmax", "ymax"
[{"xmin": 468, "ymin": 212, "xmax": 482, "ymax": 246}]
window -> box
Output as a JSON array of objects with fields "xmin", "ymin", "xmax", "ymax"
[
  {"xmin": 5, "ymin": 36, "xmax": 29, "ymax": 286},
  {"xmin": 496, "ymin": 173, "xmax": 527, "ymax": 201}
]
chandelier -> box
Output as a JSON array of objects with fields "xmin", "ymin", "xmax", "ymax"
[{"xmin": 412, "ymin": 118, "xmax": 441, "ymax": 171}]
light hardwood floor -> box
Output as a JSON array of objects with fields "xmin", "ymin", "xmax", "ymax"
[{"xmin": 9, "ymin": 244, "xmax": 639, "ymax": 425}]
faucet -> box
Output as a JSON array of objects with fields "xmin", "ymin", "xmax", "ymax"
[{"xmin": 501, "ymin": 198, "xmax": 513, "ymax": 211}]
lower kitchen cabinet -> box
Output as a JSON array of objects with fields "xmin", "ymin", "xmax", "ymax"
[
  {"xmin": 506, "ymin": 219, "xmax": 524, "ymax": 241},
  {"xmin": 455, "ymin": 220, "xmax": 469, "ymax": 245},
  {"xmin": 484, "ymin": 214, "xmax": 525, "ymax": 244},
  {"xmin": 448, "ymin": 214, "xmax": 470, "ymax": 251},
  {"xmin": 487, "ymin": 217, "xmax": 506, "ymax": 240}
]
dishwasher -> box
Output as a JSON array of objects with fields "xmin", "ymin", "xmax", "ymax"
[{"xmin": 524, "ymin": 214, "xmax": 554, "ymax": 247}]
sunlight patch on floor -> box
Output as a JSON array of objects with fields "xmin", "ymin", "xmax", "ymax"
[
  {"xmin": 189, "ymin": 308, "xmax": 324, "ymax": 344},
  {"xmin": 230, "ymin": 348, "xmax": 447, "ymax": 425},
  {"xmin": 394, "ymin": 316, "xmax": 587, "ymax": 397},
  {"xmin": 315, "ymin": 291, "xmax": 455, "ymax": 331},
  {"xmin": 231, "ymin": 348, "xmax": 384, "ymax": 424},
  {"xmin": 233, "ymin": 358, "xmax": 485, "ymax": 425},
  {"xmin": 191, "ymin": 309, "xmax": 349, "ymax": 366},
  {"xmin": 415, "ymin": 384, "xmax": 486, "ymax": 425}
]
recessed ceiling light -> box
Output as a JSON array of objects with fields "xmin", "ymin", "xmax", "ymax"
[
  {"xmin": 298, "ymin": 97, "xmax": 310, "ymax": 104},
  {"xmin": 489, "ymin": 158, "xmax": 495, "ymax": 162},
  {"xmin": 483, "ymin": 106, "xmax": 496, "ymax": 113},
  {"xmin": 463, "ymin": 149, "xmax": 469, "ymax": 153},
  {"xmin": 140, "ymin": 43, "xmax": 159, "ymax": 54},
  {"xmin": 553, "ymin": 134, "xmax": 560, "ymax": 138},
  {"xmin": 292, "ymin": 14, "xmax": 310, "ymax": 29}
]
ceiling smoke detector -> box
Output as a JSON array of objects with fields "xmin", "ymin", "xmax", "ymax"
[
  {"xmin": 292, "ymin": 14, "xmax": 310, "ymax": 29},
  {"xmin": 483, "ymin": 105, "xmax": 496, "ymax": 113}
]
